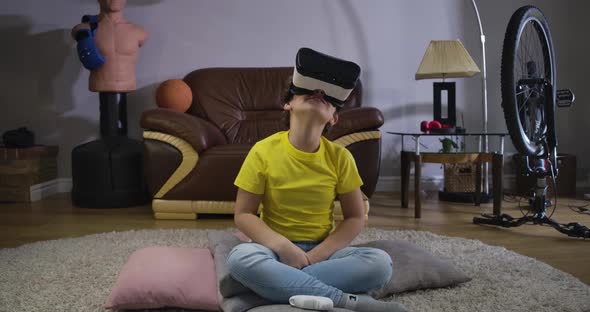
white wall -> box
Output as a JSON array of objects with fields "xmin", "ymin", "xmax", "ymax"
[{"xmin": 1, "ymin": 0, "xmax": 588, "ymax": 185}]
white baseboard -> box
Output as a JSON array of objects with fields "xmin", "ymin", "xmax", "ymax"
[
  {"xmin": 30, "ymin": 180, "xmax": 59, "ymax": 202},
  {"xmin": 57, "ymin": 178, "xmax": 73, "ymax": 193},
  {"xmin": 29, "ymin": 178, "xmax": 72, "ymax": 202}
]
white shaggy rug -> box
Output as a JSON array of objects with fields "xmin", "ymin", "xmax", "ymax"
[{"xmin": 0, "ymin": 228, "xmax": 589, "ymax": 312}]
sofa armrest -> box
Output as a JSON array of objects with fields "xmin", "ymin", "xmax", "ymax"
[
  {"xmin": 141, "ymin": 108, "xmax": 227, "ymax": 153},
  {"xmin": 325, "ymin": 107, "xmax": 384, "ymax": 140}
]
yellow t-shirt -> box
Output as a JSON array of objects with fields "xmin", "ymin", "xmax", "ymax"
[{"xmin": 234, "ymin": 131, "xmax": 363, "ymax": 241}]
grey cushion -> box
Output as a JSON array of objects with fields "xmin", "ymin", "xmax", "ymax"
[
  {"xmin": 222, "ymin": 292, "xmax": 270, "ymax": 312},
  {"xmin": 127, "ymin": 309, "xmax": 210, "ymax": 312},
  {"xmin": 354, "ymin": 240, "xmax": 471, "ymax": 298},
  {"xmin": 247, "ymin": 305, "xmax": 353, "ymax": 312},
  {"xmin": 207, "ymin": 231, "xmax": 471, "ymax": 310},
  {"xmin": 207, "ymin": 230, "xmax": 271, "ymax": 312},
  {"xmin": 207, "ymin": 230, "xmax": 253, "ymax": 298}
]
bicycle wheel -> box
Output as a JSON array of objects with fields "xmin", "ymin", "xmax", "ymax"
[{"xmin": 501, "ymin": 5, "xmax": 556, "ymax": 156}]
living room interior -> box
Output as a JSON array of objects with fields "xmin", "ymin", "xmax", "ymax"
[{"xmin": 1, "ymin": 0, "xmax": 589, "ymax": 311}]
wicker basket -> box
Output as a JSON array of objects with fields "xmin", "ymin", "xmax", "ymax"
[{"xmin": 444, "ymin": 163, "xmax": 476, "ymax": 193}]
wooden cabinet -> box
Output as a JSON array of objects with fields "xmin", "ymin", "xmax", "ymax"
[{"xmin": 0, "ymin": 146, "xmax": 58, "ymax": 202}]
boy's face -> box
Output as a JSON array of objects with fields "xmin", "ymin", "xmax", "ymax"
[{"xmin": 284, "ymin": 91, "xmax": 338, "ymax": 126}]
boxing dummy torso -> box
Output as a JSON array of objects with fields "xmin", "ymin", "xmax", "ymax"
[{"xmin": 88, "ymin": 15, "xmax": 148, "ymax": 92}]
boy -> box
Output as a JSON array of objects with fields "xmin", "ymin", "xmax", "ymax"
[{"xmin": 227, "ymin": 48, "xmax": 407, "ymax": 312}]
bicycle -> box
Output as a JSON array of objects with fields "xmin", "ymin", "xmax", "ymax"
[{"xmin": 472, "ymin": 5, "xmax": 589, "ymax": 239}]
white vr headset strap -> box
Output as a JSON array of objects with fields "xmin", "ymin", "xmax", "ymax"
[{"xmin": 292, "ymin": 67, "xmax": 353, "ymax": 102}]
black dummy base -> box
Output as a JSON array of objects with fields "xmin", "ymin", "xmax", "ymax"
[
  {"xmin": 71, "ymin": 136, "xmax": 148, "ymax": 208},
  {"xmin": 71, "ymin": 92, "xmax": 149, "ymax": 208}
]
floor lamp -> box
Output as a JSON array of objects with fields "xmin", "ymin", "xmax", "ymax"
[{"xmin": 470, "ymin": 0, "xmax": 490, "ymax": 194}]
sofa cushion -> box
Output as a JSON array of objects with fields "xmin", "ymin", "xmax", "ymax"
[
  {"xmin": 167, "ymin": 144, "xmax": 252, "ymax": 201},
  {"xmin": 183, "ymin": 67, "xmax": 362, "ymax": 144}
]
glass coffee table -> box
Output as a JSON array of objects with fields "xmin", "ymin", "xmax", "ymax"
[{"xmin": 388, "ymin": 131, "xmax": 508, "ymax": 218}]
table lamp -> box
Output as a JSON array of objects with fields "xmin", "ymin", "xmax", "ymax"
[{"xmin": 415, "ymin": 39, "xmax": 480, "ymax": 131}]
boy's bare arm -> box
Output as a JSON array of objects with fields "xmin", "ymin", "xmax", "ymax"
[
  {"xmin": 234, "ymin": 188, "xmax": 310, "ymax": 268},
  {"xmin": 306, "ymin": 187, "xmax": 365, "ymax": 264},
  {"xmin": 234, "ymin": 188, "xmax": 283, "ymax": 249}
]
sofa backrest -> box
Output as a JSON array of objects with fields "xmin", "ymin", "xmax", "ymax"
[{"xmin": 183, "ymin": 67, "xmax": 362, "ymax": 144}]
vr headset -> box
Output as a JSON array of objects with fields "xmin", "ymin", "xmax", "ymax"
[{"xmin": 290, "ymin": 48, "xmax": 361, "ymax": 108}]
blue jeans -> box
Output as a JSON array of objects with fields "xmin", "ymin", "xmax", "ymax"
[{"xmin": 226, "ymin": 241, "xmax": 393, "ymax": 304}]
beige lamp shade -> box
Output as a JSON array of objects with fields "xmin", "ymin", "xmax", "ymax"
[{"xmin": 415, "ymin": 39, "xmax": 481, "ymax": 80}]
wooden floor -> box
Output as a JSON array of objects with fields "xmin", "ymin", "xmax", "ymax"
[{"xmin": 1, "ymin": 192, "xmax": 589, "ymax": 285}]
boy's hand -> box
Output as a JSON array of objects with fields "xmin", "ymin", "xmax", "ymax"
[
  {"xmin": 305, "ymin": 250, "xmax": 323, "ymax": 265},
  {"xmin": 275, "ymin": 242, "xmax": 311, "ymax": 269}
]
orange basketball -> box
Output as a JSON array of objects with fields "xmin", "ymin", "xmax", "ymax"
[{"xmin": 155, "ymin": 79, "xmax": 193, "ymax": 112}]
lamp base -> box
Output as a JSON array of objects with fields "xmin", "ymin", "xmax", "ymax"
[{"xmin": 433, "ymin": 82, "xmax": 456, "ymax": 127}]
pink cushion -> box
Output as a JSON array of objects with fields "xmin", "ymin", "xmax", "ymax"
[{"xmin": 105, "ymin": 246, "xmax": 219, "ymax": 311}]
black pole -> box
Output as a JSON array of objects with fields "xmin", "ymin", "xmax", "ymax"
[{"xmin": 99, "ymin": 92, "xmax": 128, "ymax": 137}]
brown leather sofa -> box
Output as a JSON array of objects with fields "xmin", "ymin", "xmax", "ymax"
[{"xmin": 140, "ymin": 67, "xmax": 384, "ymax": 220}]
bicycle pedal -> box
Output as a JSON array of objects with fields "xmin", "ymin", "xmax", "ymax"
[{"xmin": 556, "ymin": 89, "xmax": 575, "ymax": 107}]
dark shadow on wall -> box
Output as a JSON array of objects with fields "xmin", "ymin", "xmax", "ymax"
[
  {"xmin": 333, "ymin": 0, "xmax": 372, "ymax": 104},
  {"xmin": 0, "ymin": 15, "xmax": 98, "ymax": 178},
  {"xmin": 459, "ymin": 1, "xmax": 519, "ymax": 136},
  {"xmin": 126, "ymin": 82, "xmax": 159, "ymax": 140}
]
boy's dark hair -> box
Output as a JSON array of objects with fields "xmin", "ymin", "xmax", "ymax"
[{"xmin": 281, "ymin": 75, "xmax": 339, "ymax": 135}]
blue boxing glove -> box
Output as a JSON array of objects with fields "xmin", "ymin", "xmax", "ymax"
[
  {"xmin": 75, "ymin": 15, "xmax": 104, "ymax": 70},
  {"xmin": 75, "ymin": 28, "xmax": 105, "ymax": 70},
  {"xmin": 81, "ymin": 15, "xmax": 99, "ymax": 24}
]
